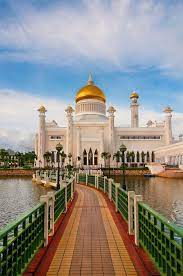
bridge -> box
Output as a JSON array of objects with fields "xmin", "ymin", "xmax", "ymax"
[{"xmin": 0, "ymin": 174, "xmax": 182, "ymax": 275}]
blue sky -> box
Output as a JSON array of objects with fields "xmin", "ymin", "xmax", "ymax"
[{"xmin": 0, "ymin": 0, "xmax": 183, "ymax": 150}]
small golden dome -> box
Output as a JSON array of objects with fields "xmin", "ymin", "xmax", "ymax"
[
  {"xmin": 75, "ymin": 74, "xmax": 106, "ymax": 103},
  {"xmin": 38, "ymin": 105, "xmax": 47, "ymax": 113},
  {"xmin": 130, "ymin": 91, "xmax": 139, "ymax": 99}
]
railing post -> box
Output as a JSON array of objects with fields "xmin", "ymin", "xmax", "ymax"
[
  {"xmin": 40, "ymin": 195, "xmax": 49, "ymax": 246},
  {"xmin": 115, "ymin": 183, "xmax": 120, "ymax": 212},
  {"xmin": 128, "ymin": 191, "xmax": 135, "ymax": 235},
  {"xmin": 71, "ymin": 179, "xmax": 74, "ymax": 199},
  {"xmin": 108, "ymin": 179, "xmax": 113, "ymax": 201},
  {"xmin": 86, "ymin": 173, "xmax": 88, "ymax": 185},
  {"xmin": 95, "ymin": 175, "xmax": 98, "ymax": 189},
  {"xmin": 104, "ymin": 176, "xmax": 107, "ymax": 193},
  {"xmin": 65, "ymin": 184, "xmax": 68, "ymax": 213},
  {"xmin": 76, "ymin": 173, "xmax": 79, "ymax": 184},
  {"xmin": 134, "ymin": 195, "xmax": 143, "ymax": 246},
  {"xmin": 47, "ymin": 191, "xmax": 55, "ymax": 236}
]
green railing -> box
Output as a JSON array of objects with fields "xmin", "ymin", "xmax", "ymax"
[
  {"xmin": 54, "ymin": 187, "xmax": 66, "ymax": 222},
  {"xmin": 67, "ymin": 182, "xmax": 72, "ymax": 202},
  {"xmin": 0, "ymin": 203, "xmax": 45, "ymax": 276},
  {"xmin": 98, "ymin": 176, "xmax": 104, "ymax": 190},
  {"xmin": 118, "ymin": 188, "xmax": 128, "ymax": 221},
  {"xmin": 139, "ymin": 202, "xmax": 183, "ymax": 276},
  {"xmin": 105, "ymin": 178, "xmax": 109, "ymax": 194},
  {"xmin": 78, "ymin": 173, "xmax": 183, "ymax": 276},
  {"xmin": 111, "ymin": 182, "xmax": 116, "ymax": 203},
  {"xmin": 79, "ymin": 174, "xmax": 86, "ymax": 183},
  {"xmin": 88, "ymin": 175, "xmax": 95, "ymax": 186}
]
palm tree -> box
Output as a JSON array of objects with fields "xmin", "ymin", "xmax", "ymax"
[
  {"xmin": 101, "ymin": 152, "xmax": 109, "ymax": 168},
  {"xmin": 113, "ymin": 151, "xmax": 121, "ymax": 168}
]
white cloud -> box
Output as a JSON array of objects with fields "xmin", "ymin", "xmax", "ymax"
[
  {"xmin": 0, "ymin": 88, "xmax": 182, "ymax": 151},
  {"xmin": 0, "ymin": 0, "xmax": 183, "ymax": 76}
]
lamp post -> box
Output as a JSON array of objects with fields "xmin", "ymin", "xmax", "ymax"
[
  {"xmin": 56, "ymin": 143, "xmax": 63, "ymax": 190},
  {"xmin": 120, "ymin": 144, "xmax": 127, "ymax": 190}
]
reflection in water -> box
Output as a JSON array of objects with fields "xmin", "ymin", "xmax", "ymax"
[
  {"xmin": 0, "ymin": 177, "xmax": 49, "ymax": 228},
  {"xmin": 114, "ymin": 176, "xmax": 183, "ymax": 227}
]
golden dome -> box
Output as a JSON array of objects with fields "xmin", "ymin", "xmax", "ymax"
[
  {"xmin": 75, "ymin": 74, "xmax": 106, "ymax": 103},
  {"xmin": 38, "ymin": 105, "xmax": 47, "ymax": 113},
  {"xmin": 130, "ymin": 91, "xmax": 139, "ymax": 99}
]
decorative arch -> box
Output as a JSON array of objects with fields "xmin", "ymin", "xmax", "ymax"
[
  {"xmin": 83, "ymin": 149, "xmax": 87, "ymax": 165},
  {"xmin": 88, "ymin": 148, "xmax": 93, "ymax": 165},
  {"xmin": 94, "ymin": 149, "xmax": 98, "ymax": 165}
]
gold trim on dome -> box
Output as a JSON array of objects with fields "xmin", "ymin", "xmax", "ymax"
[
  {"xmin": 75, "ymin": 84, "xmax": 106, "ymax": 103},
  {"xmin": 38, "ymin": 105, "xmax": 47, "ymax": 112},
  {"xmin": 130, "ymin": 91, "xmax": 139, "ymax": 99}
]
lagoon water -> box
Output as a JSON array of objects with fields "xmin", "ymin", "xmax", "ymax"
[
  {"xmin": 114, "ymin": 175, "xmax": 183, "ymax": 227},
  {"xmin": 0, "ymin": 176, "xmax": 183, "ymax": 228}
]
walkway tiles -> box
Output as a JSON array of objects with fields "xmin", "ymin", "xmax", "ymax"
[{"xmin": 47, "ymin": 184, "xmax": 137, "ymax": 276}]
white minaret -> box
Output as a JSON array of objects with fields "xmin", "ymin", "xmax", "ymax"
[
  {"xmin": 107, "ymin": 106, "xmax": 116, "ymax": 155},
  {"xmin": 37, "ymin": 105, "xmax": 47, "ymax": 167},
  {"xmin": 130, "ymin": 91, "xmax": 139, "ymax": 128},
  {"xmin": 65, "ymin": 105, "xmax": 74, "ymax": 157},
  {"xmin": 164, "ymin": 106, "xmax": 173, "ymax": 145}
]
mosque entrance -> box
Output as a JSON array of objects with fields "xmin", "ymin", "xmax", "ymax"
[{"xmin": 82, "ymin": 149, "xmax": 98, "ymax": 166}]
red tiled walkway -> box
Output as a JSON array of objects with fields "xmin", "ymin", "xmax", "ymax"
[{"xmin": 47, "ymin": 185, "xmax": 137, "ymax": 275}]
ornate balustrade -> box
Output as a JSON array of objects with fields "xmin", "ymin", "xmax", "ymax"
[
  {"xmin": 77, "ymin": 173, "xmax": 183, "ymax": 276},
  {"xmin": 0, "ymin": 177, "xmax": 75, "ymax": 276}
]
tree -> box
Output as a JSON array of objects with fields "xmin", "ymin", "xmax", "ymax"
[
  {"xmin": 146, "ymin": 151, "xmax": 150, "ymax": 162},
  {"xmin": 113, "ymin": 151, "xmax": 121, "ymax": 168},
  {"xmin": 101, "ymin": 152, "xmax": 109, "ymax": 168},
  {"xmin": 136, "ymin": 151, "xmax": 140, "ymax": 162},
  {"xmin": 141, "ymin": 151, "xmax": 145, "ymax": 163},
  {"xmin": 130, "ymin": 151, "xmax": 135, "ymax": 162}
]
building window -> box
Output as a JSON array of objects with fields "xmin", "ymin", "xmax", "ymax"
[
  {"xmin": 94, "ymin": 149, "xmax": 98, "ymax": 165},
  {"xmin": 50, "ymin": 135, "xmax": 63, "ymax": 140},
  {"xmin": 119, "ymin": 135, "xmax": 161, "ymax": 140}
]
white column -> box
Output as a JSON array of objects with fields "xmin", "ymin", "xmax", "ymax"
[
  {"xmin": 164, "ymin": 106, "xmax": 173, "ymax": 145},
  {"xmin": 37, "ymin": 106, "xmax": 47, "ymax": 167},
  {"xmin": 134, "ymin": 195, "xmax": 143, "ymax": 246},
  {"xmin": 100, "ymin": 128, "xmax": 104, "ymax": 166},
  {"xmin": 65, "ymin": 106, "xmax": 74, "ymax": 156},
  {"xmin": 107, "ymin": 106, "xmax": 116, "ymax": 155},
  {"xmin": 76, "ymin": 127, "xmax": 81, "ymax": 165},
  {"xmin": 130, "ymin": 93, "xmax": 139, "ymax": 128}
]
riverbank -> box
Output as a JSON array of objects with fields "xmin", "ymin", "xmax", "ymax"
[
  {"xmin": 103, "ymin": 169, "xmax": 150, "ymax": 176},
  {"xmin": 0, "ymin": 169, "xmax": 33, "ymax": 177}
]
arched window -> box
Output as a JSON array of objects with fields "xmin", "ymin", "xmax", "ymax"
[
  {"xmin": 94, "ymin": 149, "xmax": 98, "ymax": 165},
  {"xmin": 83, "ymin": 149, "xmax": 87, "ymax": 165},
  {"xmin": 88, "ymin": 148, "xmax": 93, "ymax": 165}
]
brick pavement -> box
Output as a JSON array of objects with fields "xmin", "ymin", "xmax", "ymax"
[{"xmin": 47, "ymin": 185, "xmax": 137, "ymax": 276}]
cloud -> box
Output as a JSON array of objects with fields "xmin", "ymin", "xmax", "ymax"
[
  {"xmin": 0, "ymin": 0, "xmax": 183, "ymax": 76},
  {"xmin": 0, "ymin": 89, "xmax": 69, "ymax": 151},
  {"xmin": 0, "ymin": 88, "xmax": 183, "ymax": 151}
]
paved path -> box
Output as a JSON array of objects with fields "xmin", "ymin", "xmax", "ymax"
[{"xmin": 47, "ymin": 184, "xmax": 137, "ymax": 276}]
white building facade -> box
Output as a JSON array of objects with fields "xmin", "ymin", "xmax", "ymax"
[{"xmin": 35, "ymin": 75, "xmax": 173, "ymax": 167}]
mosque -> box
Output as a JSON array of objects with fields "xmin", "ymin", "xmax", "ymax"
[{"xmin": 35, "ymin": 75, "xmax": 173, "ymax": 167}]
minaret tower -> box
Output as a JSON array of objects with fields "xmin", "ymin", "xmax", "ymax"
[
  {"xmin": 164, "ymin": 106, "xmax": 173, "ymax": 145},
  {"xmin": 65, "ymin": 105, "xmax": 74, "ymax": 157},
  {"xmin": 107, "ymin": 106, "xmax": 116, "ymax": 154},
  {"xmin": 130, "ymin": 91, "xmax": 139, "ymax": 128},
  {"xmin": 37, "ymin": 105, "xmax": 47, "ymax": 167}
]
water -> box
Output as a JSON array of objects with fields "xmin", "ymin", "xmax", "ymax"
[
  {"xmin": 114, "ymin": 175, "xmax": 183, "ymax": 227},
  {"xmin": 0, "ymin": 177, "xmax": 49, "ymax": 228},
  {"xmin": 0, "ymin": 176, "xmax": 183, "ymax": 229}
]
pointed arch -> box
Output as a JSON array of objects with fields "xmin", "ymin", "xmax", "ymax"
[
  {"xmin": 94, "ymin": 149, "xmax": 98, "ymax": 165},
  {"xmin": 83, "ymin": 149, "xmax": 87, "ymax": 165},
  {"xmin": 88, "ymin": 148, "xmax": 93, "ymax": 165}
]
